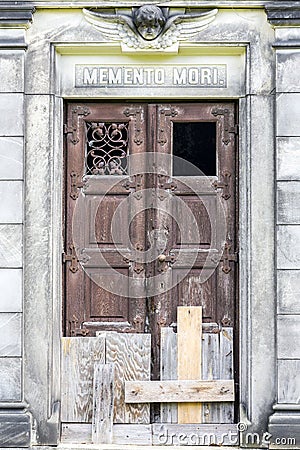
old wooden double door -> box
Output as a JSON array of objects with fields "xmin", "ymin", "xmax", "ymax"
[{"xmin": 64, "ymin": 102, "xmax": 237, "ymax": 380}]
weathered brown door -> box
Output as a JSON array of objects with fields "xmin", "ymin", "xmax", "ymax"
[{"xmin": 64, "ymin": 102, "xmax": 237, "ymax": 376}]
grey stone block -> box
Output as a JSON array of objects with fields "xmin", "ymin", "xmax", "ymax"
[
  {"xmin": 278, "ymin": 315, "xmax": 300, "ymax": 359},
  {"xmin": 277, "ymin": 50, "xmax": 300, "ymax": 93},
  {"xmin": 0, "ymin": 358, "xmax": 21, "ymax": 401},
  {"xmin": 277, "ymin": 182, "xmax": 300, "ymax": 224},
  {"xmin": 277, "ymin": 94, "xmax": 300, "ymax": 137},
  {"xmin": 0, "ymin": 313, "xmax": 22, "ymax": 356},
  {"xmin": 0, "ymin": 137, "xmax": 23, "ymax": 180},
  {"xmin": 0, "ymin": 269, "xmax": 22, "ymax": 313},
  {"xmin": 0, "ymin": 224, "xmax": 22, "ymax": 267},
  {"xmin": 0, "ymin": 52, "xmax": 24, "ymax": 93},
  {"xmin": 0, "ymin": 411, "xmax": 30, "ymax": 447},
  {"xmin": 269, "ymin": 411, "xmax": 300, "ymax": 449},
  {"xmin": 277, "ymin": 137, "xmax": 300, "ymax": 181},
  {"xmin": 277, "ymin": 225, "xmax": 300, "ymax": 269},
  {"xmin": 0, "ymin": 181, "xmax": 22, "ymax": 224},
  {"xmin": 278, "ymin": 360, "xmax": 300, "ymax": 404},
  {"xmin": 278, "ymin": 270, "xmax": 300, "ymax": 314},
  {"xmin": 0, "ymin": 94, "xmax": 23, "ymax": 136}
]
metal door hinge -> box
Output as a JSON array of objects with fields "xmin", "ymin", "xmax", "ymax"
[
  {"xmin": 231, "ymin": 124, "xmax": 239, "ymax": 135},
  {"xmin": 63, "ymin": 245, "xmax": 89, "ymax": 273},
  {"xmin": 69, "ymin": 316, "xmax": 90, "ymax": 336},
  {"xmin": 64, "ymin": 106, "xmax": 90, "ymax": 145},
  {"xmin": 158, "ymin": 174, "xmax": 177, "ymax": 191},
  {"xmin": 70, "ymin": 171, "xmax": 86, "ymax": 200},
  {"xmin": 211, "ymin": 107, "xmax": 237, "ymax": 145},
  {"xmin": 123, "ymin": 107, "xmax": 144, "ymax": 145},
  {"xmin": 158, "ymin": 107, "xmax": 178, "ymax": 146},
  {"xmin": 212, "ymin": 170, "xmax": 231, "ymax": 200},
  {"xmin": 123, "ymin": 174, "xmax": 143, "ymax": 199},
  {"xmin": 220, "ymin": 242, "xmax": 238, "ymax": 273}
]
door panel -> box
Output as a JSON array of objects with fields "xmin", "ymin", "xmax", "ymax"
[
  {"xmin": 65, "ymin": 103, "xmax": 148, "ymax": 336},
  {"xmin": 64, "ymin": 102, "xmax": 237, "ymax": 380},
  {"xmin": 148, "ymin": 103, "xmax": 236, "ymax": 378}
]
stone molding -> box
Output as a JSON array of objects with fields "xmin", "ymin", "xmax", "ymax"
[
  {"xmin": 0, "ymin": 3, "xmax": 35, "ymax": 28},
  {"xmin": 269, "ymin": 410, "xmax": 300, "ymax": 449},
  {"xmin": 0, "ymin": 410, "xmax": 31, "ymax": 447},
  {"xmin": 266, "ymin": 2, "xmax": 300, "ymax": 26}
]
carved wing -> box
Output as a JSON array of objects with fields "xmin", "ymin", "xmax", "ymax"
[
  {"xmin": 160, "ymin": 9, "xmax": 218, "ymax": 48},
  {"xmin": 82, "ymin": 9, "xmax": 140, "ymax": 48}
]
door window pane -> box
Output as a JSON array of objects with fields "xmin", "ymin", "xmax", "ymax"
[
  {"xmin": 85, "ymin": 121, "xmax": 129, "ymax": 175},
  {"xmin": 173, "ymin": 122, "xmax": 216, "ymax": 176}
]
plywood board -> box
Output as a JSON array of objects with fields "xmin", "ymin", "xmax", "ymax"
[
  {"xmin": 105, "ymin": 332, "xmax": 151, "ymax": 424},
  {"xmin": 177, "ymin": 306, "xmax": 202, "ymax": 423},
  {"xmin": 61, "ymin": 337, "xmax": 105, "ymax": 422}
]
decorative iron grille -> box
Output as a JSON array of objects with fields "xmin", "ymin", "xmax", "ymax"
[{"xmin": 85, "ymin": 122, "xmax": 129, "ymax": 175}]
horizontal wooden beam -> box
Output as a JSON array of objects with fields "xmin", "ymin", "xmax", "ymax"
[{"xmin": 125, "ymin": 380, "xmax": 234, "ymax": 404}]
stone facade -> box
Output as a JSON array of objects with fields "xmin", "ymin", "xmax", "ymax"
[{"xmin": 0, "ymin": 1, "xmax": 298, "ymax": 449}]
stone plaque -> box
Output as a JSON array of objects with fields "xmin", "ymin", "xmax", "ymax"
[{"xmin": 75, "ymin": 65, "xmax": 227, "ymax": 88}]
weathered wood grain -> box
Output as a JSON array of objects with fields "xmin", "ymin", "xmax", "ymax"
[
  {"xmin": 113, "ymin": 424, "xmax": 152, "ymax": 445},
  {"xmin": 125, "ymin": 380, "xmax": 234, "ymax": 403},
  {"xmin": 202, "ymin": 332, "xmax": 221, "ymax": 423},
  {"xmin": 61, "ymin": 423, "xmax": 92, "ymax": 444},
  {"xmin": 202, "ymin": 328, "xmax": 234, "ymax": 423},
  {"xmin": 160, "ymin": 327, "xmax": 178, "ymax": 423},
  {"xmin": 177, "ymin": 306, "xmax": 202, "ymax": 423},
  {"xmin": 219, "ymin": 328, "xmax": 234, "ymax": 423},
  {"xmin": 61, "ymin": 337, "xmax": 105, "ymax": 422},
  {"xmin": 152, "ymin": 423, "xmax": 238, "ymax": 446},
  {"xmin": 92, "ymin": 363, "xmax": 114, "ymax": 444},
  {"xmin": 61, "ymin": 423, "xmax": 152, "ymax": 445},
  {"xmin": 105, "ymin": 332, "xmax": 151, "ymax": 424}
]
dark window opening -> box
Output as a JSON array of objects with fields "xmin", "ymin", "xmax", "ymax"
[{"xmin": 173, "ymin": 122, "xmax": 216, "ymax": 176}]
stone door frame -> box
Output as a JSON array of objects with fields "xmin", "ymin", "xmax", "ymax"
[{"xmin": 23, "ymin": 7, "xmax": 276, "ymax": 445}]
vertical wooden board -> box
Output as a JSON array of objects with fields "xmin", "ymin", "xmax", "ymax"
[
  {"xmin": 92, "ymin": 363, "xmax": 114, "ymax": 444},
  {"xmin": 61, "ymin": 337, "xmax": 105, "ymax": 422},
  {"xmin": 160, "ymin": 328, "xmax": 178, "ymax": 423},
  {"xmin": 219, "ymin": 328, "xmax": 234, "ymax": 423},
  {"xmin": 105, "ymin": 332, "xmax": 151, "ymax": 424},
  {"xmin": 177, "ymin": 306, "xmax": 202, "ymax": 423},
  {"xmin": 202, "ymin": 332, "xmax": 221, "ymax": 423}
]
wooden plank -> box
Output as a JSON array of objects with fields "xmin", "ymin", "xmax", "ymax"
[
  {"xmin": 160, "ymin": 327, "xmax": 178, "ymax": 423},
  {"xmin": 125, "ymin": 380, "xmax": 234, "ymax": 403},
  {"xmin": 61, "ymin": 423, "xmax": 152, "ymax": 445},
  {"xmin": 177, "ymin": 306, "xmax": 202, "ymax": 423},
  {"xmin": 219, "ymin": 328, "xmax": 234, "ymax": 423},
  {"xmin": 61, "ymin": 423, "xmax": 92, "ymax": 444},
  {"xmin": 61, "ymin": 337, "xmax": 105, "ymax": 422},
  {"xmin": 152, "ymin": 423, "xmax": 238, "ymax": 446},
  {"xmin": 113, "ymin": 424, "xmax": 152, "ymax": 445},
  {"xmin": 105, "ymin": 332, "xmax": 151, "ymax": 424},
  {"xmin": 202, "ymin": 332, "xmax": 221, "ymax": 423},
  {"xmin": 92, "ymin": 363, "xmax": 114, "ymax": 444}
]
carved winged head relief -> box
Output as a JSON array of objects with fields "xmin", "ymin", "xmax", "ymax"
[
  {"xmin": 133, "ymin": 5, "xmax": 166, "ymax": 41},
  {"xmin": 83, "ymin": 5, "xmax": 218, "ymax": 50}
]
